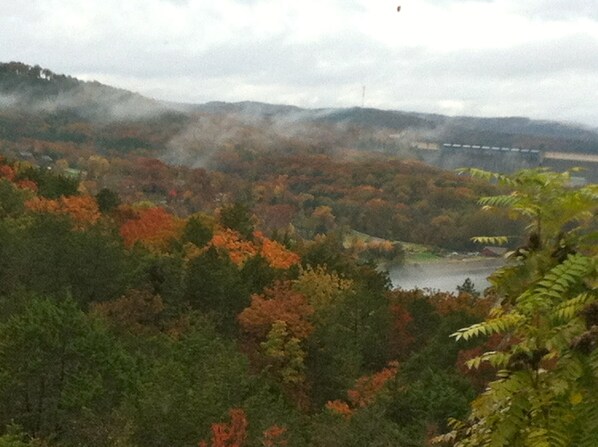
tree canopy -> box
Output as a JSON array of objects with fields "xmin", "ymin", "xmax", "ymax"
[{"xmin": 435, "ymin": 168, "xmax": 598, "ymax": 447}]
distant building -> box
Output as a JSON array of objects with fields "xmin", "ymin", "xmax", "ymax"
[
  {"xmin": 481, "ymin": 246, "xmax": 508, "ymax": 257},
  {"xmin": 18, "ymin": 151, "xmax": 34, "ymax": 159},
  {"xmin": 39, "ymin": 155, "xmax": 54, "ymax": 167},
  {"xmin": 63, "ymin": 168, "xmax": 87, "ymax": 180}
]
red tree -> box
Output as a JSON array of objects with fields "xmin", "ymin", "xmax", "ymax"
[{"xmin": 199, "ymin": 409, "xmax": 248, "ymax": 447}]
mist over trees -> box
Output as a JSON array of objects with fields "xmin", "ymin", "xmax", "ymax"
[{"xmin": 0, "ymin": 63, "xmax": 596, "ymax": 447}]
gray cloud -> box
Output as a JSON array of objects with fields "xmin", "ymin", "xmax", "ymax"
[
  {"xmin": 1, "ymin": 0, "xmax": 597, "ymax": 125},
  {"xmin": 402, "ymin": 34, "xmax": 598, "ymax": 79},
  {"xmin": 516, "ymin": 0, "xmax": 598, "ymax": 21}
]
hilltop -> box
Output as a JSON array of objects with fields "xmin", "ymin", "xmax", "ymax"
[
  {"xmin": 2, "ymin": 62, "xmax": 598, "ymax": 156},
  {"xmin": 0, "ymin": 61, "xmax": 172, "ymax": 120},
  {"xmin": 193, "ymin": 101, "xmax": 598, "ymax": 154},
  {"xmin": 0, "ymin": 63, "xmax": 595, "ymax": 234}
]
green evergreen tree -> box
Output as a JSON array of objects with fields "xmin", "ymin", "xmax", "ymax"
[
  {"xmin": 181, "ymin": 215, "xmax": 213, "ymax": 248},
  {"xmin": 185, "ymin": 246, "xmax": 249, "ymax": 334},
  {"xmin": 457, "ymin": 278, "xmax": 480, "ymax": 298},
  {"xmin": 0, "ymin": 297, "xmax": 134, "ymax": 443},
  {"xmin": 0, "ymin": 180, "xmax": 29, "ymax": 219},
  {"xmin": 219, "ymin": 202, "xmax": 255, "ymax": 240},
  {"xmin": 95, "ymin": 187, "xmax": 120, "ymax": 213}
]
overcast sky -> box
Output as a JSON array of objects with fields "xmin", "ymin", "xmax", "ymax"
[{"xmin": 2, "ymin": 0, "xmax": 598, "ymax": 126}]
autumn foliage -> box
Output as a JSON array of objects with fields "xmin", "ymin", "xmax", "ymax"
[
  {"xmin": 15, "ymin": 178, "xmax": 38, "ymax": 191},
  {"xmin": 238, "ymin": 281, "xmax": 314, "ymax": 341},
  {"xmin": 238, "ymin": 282, "xmax": 313, "ymax": 396},
  {"xmin": 388, "ymin": 302, "xmax": 415, "ymax": 358},
  {"xmin": 90, "ymin": 288, "xmax": 165, "ymax": 336},
  {"xmin": 0, "ymin": 164, "xmax": 16, "ymax": 181},
  {"xmin": 324, "ymin": 399, "xmax": 353, "ymax": 418},
  {"xmin": 0, "ymin": 160, "xmax": 38, "ymax": 191},
  {"xmin": 347, "ymin": 361, "xmax": 399, "ymax": 408},
  {"xmin": 261, "ymin": 425, "xmax": 288, "ymax": 447},
  {"xmin": 119, "ymin": 206, "xmax": 184, "ymax": 250},
  {"xmin": 3, "ymin": 66, "xmax": 584, "ymax": 447},
  {"xmin": 199, "ymin": 409, "xmax": 288, "ymax": 447},
  {"xmin": 25, "ymin": 195, "xmax": 100, "ymax": 228},
  {"xmin": 326, "ymin": 361, "xmax": 400, "ymax": 417},
  {"xmin": 293, "ymin": 265, "xmax": 353, "ymax": 316},
  {"xmin": 199, "ymin": 409, "xmax": 248, "ymax": 447},
  {"xmin": 209, "ymin": 229, "xmax": 300, "ymax": 269},
  {"xmin": 455, "ymin": 333, "xmax": 504, "ymax": 390},
  {"xmin": 254, "ymin": 232, "xmax": 300, "ymax": 269},
  {"xmin": 210, "ymin": 229, "xmax": 259, "ymax": 266},
  {"xmin": 432, "ymin": 291, "xmax": 492, "ymax": 318}
]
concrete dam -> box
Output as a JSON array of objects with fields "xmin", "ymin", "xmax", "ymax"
[{"xmin": 413, "ymin": 143, "xmax": 598, "ymax": 183}]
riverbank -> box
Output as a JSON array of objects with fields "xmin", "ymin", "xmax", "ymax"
[
  {"xmin": 345, "ymin": 230, "xmax": 505, "ymax": 292},
  {"xmin": 387, "ymin": 257, "xmax": 504, "ymax": 293}
]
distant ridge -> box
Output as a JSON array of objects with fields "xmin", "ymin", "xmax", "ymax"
[
  {"xmin": 1, "ymin": 62, "xmax": 598, "ymax": 154},
  {"xmin": 193, "ymin": 101, "xmax": 598, "ymax": 154},
  {"xmin": 0, "ymin": 61, "xmax": 172, "ymax": 120}
]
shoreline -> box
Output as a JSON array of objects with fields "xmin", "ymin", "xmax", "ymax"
[
  {"xmin": 386, "ymin": 257, "xmax": 505, "ymax": 292},
  {"xmin": 382, "ymin": 255, "xmax": 505, "ymax": 270}
]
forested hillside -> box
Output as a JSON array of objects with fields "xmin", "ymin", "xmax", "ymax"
[
  {"xmin": 0, "ymin": 156, "xmax": 499, "ymax": 446},
  {"xmin": 0, "ymin": 63, "xmax": 594, "ymax": 255},
  {"xmin": 195, "ymin": 102, "xmax": 598, "ymax": 154},
  {"xmin": 0, "ymin": 157, "xmax": 595, "ymax": 447},
  {"xmin": 0, "ymin": 63, "xmax": 528, "ymax": 252},
  {"xmin": 0, "ymin": 63, "xmax": 596, "ymax": 447}
]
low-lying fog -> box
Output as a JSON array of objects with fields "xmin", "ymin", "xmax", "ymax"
[{"xmin": 388, "ymin": 258, "xmax": 504, "ymax": 293}]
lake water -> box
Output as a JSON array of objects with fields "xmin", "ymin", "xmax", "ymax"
[{"xmin": 387, "ymin": 258, "xmax": 504, "ymax": 293}]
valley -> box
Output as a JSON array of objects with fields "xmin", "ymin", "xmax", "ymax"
[{"xmin": 0, "ymin": 62, "xmax": 595, "ymax": 447}]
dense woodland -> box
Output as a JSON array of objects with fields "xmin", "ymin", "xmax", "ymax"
[
  {"xmin": 0, "ymin": 155, "xmax": 596, "ymax": 447},
  {"xmin": 0, "ymin": 155, "xmax": 498, "ymax": 446},
  {"xmin": 0, "ymin": 63, "xmax": 525, "ymax": 252},
  {"xmin": 0, "ymin": 63, "xmax": 596, "ymax": 447}
]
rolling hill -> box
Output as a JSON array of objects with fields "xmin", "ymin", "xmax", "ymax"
[{"xmin": 2, "ymin": 61, "xmax": 598, "ymax": 159}]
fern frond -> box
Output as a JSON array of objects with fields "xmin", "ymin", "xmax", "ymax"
[
  {"xmin": 439, "ymin": 168, "xmax": 597, "ymax": 447},
  {"xmin": 478, "ymin": 194, "xmax": 521, "ymax": 209},
  {"xmin": 529, "ymin": 254, "xmax": 594, "ymax": 305},
  {"xmin": 552, "ymin": 293, "xmax": 593, "ymax": 323},
  {"xmin": 471, "ymin": 236, "xmax": 509, "ymax": 246},
  {"xmin": 456, "ymin": 167, "xmax": 497, "ymax": 181},
  {"xmin": 452, "ymin": 313, "xmax": 524, "ymax": 341},
  {"xmin": 466, "ymin": 351, "xmax": 510, "ymax": 370}
]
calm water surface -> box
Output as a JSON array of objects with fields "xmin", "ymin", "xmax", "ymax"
[{"xmin": 388, "ymin": 259, "xmax": 504, "ymax": 293}]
